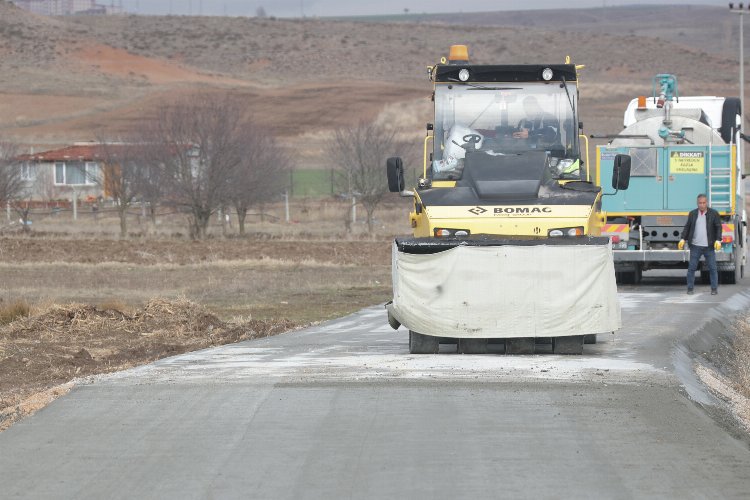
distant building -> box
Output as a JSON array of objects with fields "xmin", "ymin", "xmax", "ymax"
[
  {"xmin": 18, "ymin": 143, "xmax": 108, "ymax": 202},
  {"xmin": 10, "ymin": 0, "xmax": 123, "ymax": 16}
]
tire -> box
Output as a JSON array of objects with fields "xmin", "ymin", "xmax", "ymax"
[
  {"xmin": 633, "ymin": 265, "xmax": 642, "ymax": 285},
  {"xmin": 439, "ymin": 337, "xmax": 458, "ymax": 345},
  {"xmin": 584, "ymin": 334, "xmax": 597, "ymax": 344},
  {"xmin": 615, "ymin": 271, "xmax": 630, "ymax": 285},
  {"xmin": 726, "ymin": 244, "xmax": 742, "ymax": 285},
  {"xmin": 409, "ymin": 330, "xmax": 439, "ymax": 354},
  {"xmin": 457, "ymin": 338, "xmax": 488, "ymax": 354},
  {"xmin": 387, "ymin": 311, "xmax": 401, "ymax": 330},
  {"xmin": 734, "ymin": 229, "xmax": 745, "ymax": 284},
  {"xmin": 505, "ymin": 337, "xmax": 535, "ymax": 354},
  {"xmin": 616, "ymin": 270, "xmax": 639, "ymax": 285},
  {"xmin": 700, "ymin": 269, "xmax": 711, "ymax": 285},
  {"xmin": 552, "ymin": 335, "xmax": 584, "ymax": 355},
  {"xmin": 720, "ymin": 97, "xmax": 741, "ymax": 144}
]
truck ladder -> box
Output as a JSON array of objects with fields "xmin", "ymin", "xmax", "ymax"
[{"xmin": 708, "ymin": 148, "xmax": 732, "ymax": 212}]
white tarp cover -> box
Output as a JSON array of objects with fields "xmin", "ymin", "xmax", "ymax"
[{"xmin": 388, "ymin": 241, "xmax": 620, "ymax": 338}]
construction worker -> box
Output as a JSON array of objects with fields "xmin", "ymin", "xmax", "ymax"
[{"xmin": 678, "ymin": 193, "xmax": 722, "ymax": 295}]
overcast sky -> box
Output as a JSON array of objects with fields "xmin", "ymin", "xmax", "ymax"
[{"xmin": 119, "ymin": 1, "xmax": 724, "ymax": 17}]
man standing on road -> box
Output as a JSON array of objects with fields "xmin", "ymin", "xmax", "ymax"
[{"xmin": 678, "ymin": 193, "xmax": 722, "ymax": 295}]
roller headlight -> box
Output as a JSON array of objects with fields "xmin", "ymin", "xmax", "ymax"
[
  {"xmin": 458, "ymin": 69, "xmax": 470, "ymax": 82},
  {"xmin": 434, "ymin": 228, "xmax": 471, "ymax": 238},
  {"xmin": 548, "ymin": 226, "xmax": 584, "ymax": 237},
  {"xmin": 542, "ymin": 67, "xmax": 554, "ymax": 81}
]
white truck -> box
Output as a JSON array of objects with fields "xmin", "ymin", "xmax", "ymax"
[{"xmin": 595, "ymin": 74, "xmax": 747, "ymax": 284}]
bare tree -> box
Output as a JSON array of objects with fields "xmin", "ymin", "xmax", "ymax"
[
  {"xmin": 0, "ymin": 140, "xmax": 29, "ymax": 229},
  {"xmin": 228, "ymin": 125, "xmax": 291, "ymax": 236},
  {"xmin": 0, "ymin": 140, "xmax": 23, "ymax": 205},
  {"xmin": 146, "ymin": 93, "xmax": 248, "ymax": 239},
  {"xmin": 130, "ymin": 144, "xmax": 167, "ymax": 230},
  {"xmin": 93, "ymin": 139, "xmax": 144, "ymax": 238},
  {"xmin": 33, "ymin": 166, "xmax": 57, "ymax": 210},
  {"xmin": 328, "ymin": 121, "xmax": 411, "ymax": 232}
]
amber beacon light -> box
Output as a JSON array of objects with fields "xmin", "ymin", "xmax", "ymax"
[{"xmin": 448, "ymin": 45, "xmax": 469, "ymax": 63}]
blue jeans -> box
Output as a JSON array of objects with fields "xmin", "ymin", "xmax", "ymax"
[{"xmin": 687, "ymin": 244, "xmax": 718, "ymax": 290}]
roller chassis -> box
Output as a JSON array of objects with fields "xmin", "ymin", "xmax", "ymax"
[
  {"xmin": 385, "ymin": 48, "xmax": 628, "ymax": 355},
  {"xmin": 386, "ymin": 236, "xmax": 618, "ymax": 355}
]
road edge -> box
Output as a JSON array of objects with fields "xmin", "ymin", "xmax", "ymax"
[{"xmin": 673, "ymin": 288, "xmax": 750, "ymax": 437}]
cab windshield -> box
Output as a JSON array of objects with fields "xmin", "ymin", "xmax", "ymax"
[{"xmin": 432, "ymin": 81, "xmax": 580, "ymax": 180}]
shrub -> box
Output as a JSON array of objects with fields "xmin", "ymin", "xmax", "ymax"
[{"xmin": 0, "ymin": 300, "xmax": 30, "ymax": 325}]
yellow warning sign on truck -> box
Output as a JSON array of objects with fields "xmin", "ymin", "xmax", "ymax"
[{"xmin": 669, "ymin": 151, "xmax": 705, "ymax": 174}]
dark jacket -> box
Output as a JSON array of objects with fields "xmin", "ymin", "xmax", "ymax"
[
  {"xmin": 681, "ymin": 207, "xmax": 722, "ymax": 247},
  {"xmin": 518, "ymin": 113, "xmax": 558, "ymax": 143}
]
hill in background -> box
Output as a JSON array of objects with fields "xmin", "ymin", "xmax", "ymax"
[
  {"xmin": 341, "ymin": 5, "xmax": 744, "ymax": 58},
  {"xmin": 0, "ymin": 1, "xmax": 745, "ymax": 167}
]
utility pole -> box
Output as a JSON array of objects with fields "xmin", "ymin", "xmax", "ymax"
[
  {"xmin": 730, "ymin": 3, "xmax": 749, "ymax": 174},
  {"xmin": 72, "ymin": 187, "xmax": 78, "ymax": 221},
  {"xmin": 284, "ymin": 190, "xmax": 290, "ymax": 223}
]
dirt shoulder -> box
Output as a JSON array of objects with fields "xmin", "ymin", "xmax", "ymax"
[
  {"xmin": 0, "ymin": 299, "xmax": 298, "ymax": 431},
  {"xmin": 687, "ymin": 304, "xmax": 750, "ymax": 434},
  {"xmin": 0, "ymin": 236, "xmax": 394, "ymax": 431}
]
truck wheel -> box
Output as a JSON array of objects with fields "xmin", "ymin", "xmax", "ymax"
[
  {"xmin": 616, "ymin": 267, "xmax": 641, "ymax": 285},
  {"xmin": 730, "ymin": 245, "xmax": 742, "ymax": 284},
  {"xmin": 552, "ymin": 335, "xmax": 584, "ymax": 355},
  {"xmin": 734, "ymin": 262, "xmax": 741, "ymax": 283},
  {"xmin": 720, "ymin": 97, "xmax": 741, "ymax": 144},
  {"xmin": 584, "ymin": 334, "xmax": 597, "ymax": 344},
  {"xmin": 506, "ymin": 337, "xmax": 535, "ymax": 354},
  {"xmin": 457, "ymin": 338, "xmax": 488, "ymax": 354},
  {"xmin": 387, "ymin": 311, "xmax": 401, "ymax": 330},
  {"xmin": 409, "ymin": 331, "xmax": 439, "ymax": 354},
  {"xmin": 700, "ymin": 270, "xmax": 711, "ymax": 285},
  {"xmin": 633, "ymin": 265, "xmax": 642, "ymax": 284},
  {"xmin": 734, "ymin": 228, "xmax": 743, "ymax": 283}
]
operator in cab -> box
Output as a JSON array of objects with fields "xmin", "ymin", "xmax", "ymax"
[{"xmin": 512, "ymin": 96, "xmax": 559, "ymax": 146}]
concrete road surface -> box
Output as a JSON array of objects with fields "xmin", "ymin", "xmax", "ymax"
[{"xmin": 1, "ymin": 275, "xmax": 750, "ymax": 499}]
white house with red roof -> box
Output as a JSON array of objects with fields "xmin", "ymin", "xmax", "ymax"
[{"xmin": 19, "ymin": 142, "xmax": 108, "ymax": 202}]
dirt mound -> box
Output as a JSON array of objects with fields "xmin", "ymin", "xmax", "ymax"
[{"xmin": 0, "ymin": 298, "xmax": 299, "ymax": 431}]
